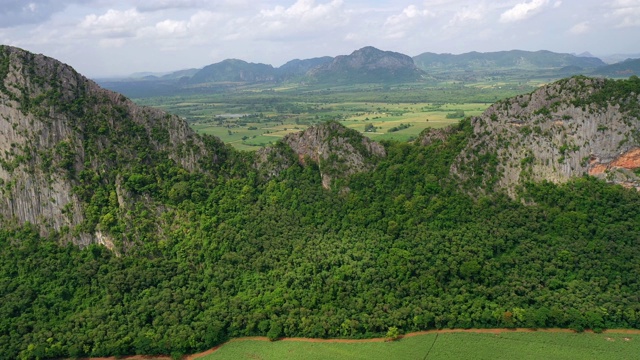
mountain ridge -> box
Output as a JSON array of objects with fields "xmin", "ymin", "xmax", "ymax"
[
  {"xmin": 2, "ymin": 45, "xmax": 640, "ymax": 360},
  {"xmin": 439, "ymin": 75, "xmax": 640, "ymax": 196},
  {"xmin": 0, "ymin": 45, "xmax": 229, "ymax": 246},
  {"xmin": 412, "ymin": 49, "xmax": 606, "ymax": 72}
]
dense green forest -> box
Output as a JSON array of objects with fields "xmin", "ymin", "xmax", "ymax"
[{"xmin": 2, "ymin": 118, "xmax": 640, "ymax": 359}]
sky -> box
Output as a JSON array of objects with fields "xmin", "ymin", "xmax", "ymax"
[{"xmin": 0, "ymin": 0, "xmax": 639, "ymax": 77}]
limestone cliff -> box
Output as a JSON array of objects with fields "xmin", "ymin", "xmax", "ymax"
[
  {"xmin": 0, "ymin": 45, "xmax": 226, "ymax": 246},
  {"xmin": 447, "ymin": 76, "xmax": 640, "ymax": 196},
  {"xmin": 256, "ymin": 122, "xmax": 386, "ymax": 189}
]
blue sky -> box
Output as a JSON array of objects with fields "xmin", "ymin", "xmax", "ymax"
[{"xmin": 1, "ymin": 0, "xmax": 638, "ymax": 77}]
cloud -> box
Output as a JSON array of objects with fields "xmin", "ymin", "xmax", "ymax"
[
  {"xmin": 0, "ymin": 0, "xmax": 63, "ymax": 28},
  {"xmin": 608, "ymin": 0, "xmax": 640, "ymax": 27},
  {"xmin": 447, "ymin": 4, "xmax": 487, "ymax": 27},
  {"xmin": 259, "ymin": 0, "xmax": 345, "ymax": 23},
  {"xmin": 569, "ymin": 21, "xmax": 590, "ymax": 34},
  {"xmin": 383, "ymin": 5, "xmax": 434, "ymax": 39},
  {"xmin": 500, "ymin": 0, "xmax": 549, "ymax": 23},
  {"xmin": 79, "ymin": 8, "xmax": 144, "ymax": 38},
  {"xmin": 155, "ymin": 19, "xmax": 188, "ymax": 36},
  {"xmin": 238, "ymin": 0, "xmax": 348, "ymax": 41},
  {"xmin": 133, "ymin": 0, "xmax": 206, "ymax": 12}
]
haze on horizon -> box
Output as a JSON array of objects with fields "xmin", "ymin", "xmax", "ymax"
[{"xmin": 0, "ymin": 0, "xmax": 638, "ymax": 78}]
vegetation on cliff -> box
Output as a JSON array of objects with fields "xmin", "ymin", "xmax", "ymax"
[{"xmin": 1, "ymin": 47, "xmax": 640, "ymax": 359}]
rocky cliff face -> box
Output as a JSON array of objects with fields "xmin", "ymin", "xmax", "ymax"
[
  {"xmin": 0, "ymin": 45, "xmax": 225, "ymax": 246},
  {"xmin": 256, "ymin": 121, "xmax": 386, "ymax": 189},
  {"xmin": 448, "ymin": 76, "xmax": 640, "ymax": 196}
]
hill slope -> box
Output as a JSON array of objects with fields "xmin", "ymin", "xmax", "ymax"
[
  {"xmin": 308, "ymin": 46, "xmax": 425, "ymax": 83},
  {"xmin": 189, "ymin": 59, "xmax": 277, "ymax": 84},
  {"xmin": 0, "ymin": 45, "xmax": 229, "ymax": 246},
  {"xmin": 439, "ymin": 76, "xmax": 640, "ymax": 196},
  {"xmin": 594, "ymin": 59, "xmax": 640, "ymax": 77},
  {"xmin": 1, "ymin": 47, "xmax": 640, "ymax": 360}
]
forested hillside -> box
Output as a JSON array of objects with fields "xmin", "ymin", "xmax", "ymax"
[{"xmin": 1, "ymin": 47, "xmax": 640, "ymax": 360}]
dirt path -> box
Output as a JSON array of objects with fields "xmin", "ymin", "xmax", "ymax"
[{"xmin": 82, "ymin": 328, "xmax": 640, "ymax": 360}]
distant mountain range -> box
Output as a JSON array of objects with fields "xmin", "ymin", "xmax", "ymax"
[
  {"xmin": 593, "ymin": 58, "xmax": 640, "ymax": 77},
  {"xmin": 96, "ymin": 47, "xmax": 640, "ymax": 97},
  {"xmin": 412, "ymin": 50, "xmax": 606, "ymax": 72},
  {"xmin": 184, "ymin": 47, "xmax": 423, "ymax": 85}
]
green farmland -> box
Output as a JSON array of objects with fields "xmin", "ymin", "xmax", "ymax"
[
  {"xmin": 133, "ymin": 82, "xmax": 530, "ymax": 150},
  {"xmin": 200, "ymin": 331, "xmax": 640, "ymax": 360}
]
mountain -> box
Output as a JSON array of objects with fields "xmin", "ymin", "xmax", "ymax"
[
  {"xmin": 189, "ymin": 59, "xmax": 277, "ymax": 84},
  {"xmin": 599, "ymin": 53, "xmax": 640, "ymax": 64},
  {"xmin": 181, "ymin": 47, "xmax": 424, "ymax": 85},
  {"xmin": 3, "ymin": 46, "xmax": 640, "ymax": 360},
  {"xmin": 593, "ymin": 58, "xmax": 640, "ymax": 77},
  {"xmin": 255, "ymin": 121, "xmax": 386, "ymax": 188},
  {"xmin": 308, "ymin": 46, "xmax": 425, "ymax": 83},
  {"xmin": 575, "ymin": 51, "xmax": 595, "ymax": 58},
  {"xmin": 277, "ymin": 56, "xmax": 333, "ymax": 79},
  {"xmin": 160, "ymin": 68, "xmax": 200, "ymax": 80},
  {"xmin": 0, "ymin": 45, "xmax": 390, "ymax": 246},
  {"xmin": 413, "ymin": 50, "xmax": 606, "ymax": 72},
  {"xmin": 435, "ymin": 75, "xmax": 640, "ymax": 196},
  {"xmin": 0, "ymin": 45, "xmax": 229, "ymax": 246}
]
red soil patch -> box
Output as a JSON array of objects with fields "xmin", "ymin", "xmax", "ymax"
[
  {"xmin": 589, "ymin": 148, "xmax": 640, "ymax": 175},
  {"xmin": 610, "ymin": 148, "xmax": 640, "ymax": 169},
  {"xmin": 588, "ymin": 163, "xmax": 608, "ymax": 175}
]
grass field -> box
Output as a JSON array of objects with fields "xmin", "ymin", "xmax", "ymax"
[
  {"xmin": 199, "ymin": 331, "xmax": 639, "ymax": 360},
  {"xmin": 183, "ymin": 101, "xmax": 488, "ymax": 150},
  {"xmin": 133, "ymin": 81, "xmax": 530, "ymax": 151}
]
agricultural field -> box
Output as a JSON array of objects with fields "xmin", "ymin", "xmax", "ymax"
[
  {"xmin": 133, "ymin": 81, "xmax": 535, "ymax": 151},
  {"xmin": 200, "ymin": 331, "xmax": 640, "ymax": 360}
]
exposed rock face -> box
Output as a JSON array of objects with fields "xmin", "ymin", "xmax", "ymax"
[
  {"xmin": 418, "ymin": 126, "xmax": 459, "ymax": 147},
  {"xmin": 256, "ymin": 122, "xmax": 386, "ymax": 188},
  {"xmin": 308, "ymin": 46, "xmax": 424, "ymax": 83},
  {"xmin": 0, "ymin": 45, "xmax": 224, "ymax": 245},
  {"xmin": 450, "ymin": 76, "xmax": 640, "ymax": 196}
]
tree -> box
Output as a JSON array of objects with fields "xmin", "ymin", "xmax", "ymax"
[
  {"xmin": 364, "ymin": 123, "xmax": 376, "ymax": 132},
  {"xmin": 267, "ymin": 321, "xmax": 282, "ymax": 341},
  {"xmin": 385, "ymin": 326, "xmax": 399, "ymax": 341}
]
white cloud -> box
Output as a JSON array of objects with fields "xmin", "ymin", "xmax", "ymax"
[
  {"xmin": 385, "ymin": 5, "xmax": 433, "ymax": 27},
  {"xmin": 79, "ymin": 9, "xmax": 144, "ymax": 38},
  {"xmin": 383, "ymin": 5, "xmax": 434, "ymax": 39},
  {"xmin": 236, "ymin": 0, "xmax": 348, "ymax": 40},
  {"xmin": 155, "ymin": 19, "xmax": 188, "ymax": 36},
  {"xmin": 259, "ymin": 0, "xmax": 345, "ymax": 23},
  {"xmin": 569, "ymin": 21, "xmax": 590, "ymax": 34},
  {"xmin": 500, "ymin": 0, "xmax": 549, "ymax": 23},
  {"xmin": 608, "ymin": 0, "xmax": 640, "ymax": 27},
  {"xmin": 447, "ymin": 4, "xmax": 487, "ymax": 27}
]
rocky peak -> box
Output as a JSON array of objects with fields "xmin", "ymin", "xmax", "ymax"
[
  {"xmin": 256, "ymin": 121, "xmax": 386, "ymax": 189},
  {"xmin": 308, "ymin": 46, "xmax": 424, "ymax": 83},
  {"xmin": 0, "ymin": 45, "xmax": 225, "ymax": 246},
  {"xmin": 329, "ymin": 46, "xmax": 415, "ymax": 70},
  {"xmin": 449, "ymin": 76, "xmax": 640, "ymax": 196}
]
